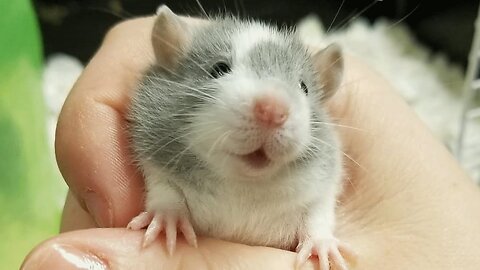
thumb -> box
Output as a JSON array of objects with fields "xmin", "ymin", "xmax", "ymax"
[{"xmin": 21, "ymin": 228, "xmax": 317, "ymax": 270}]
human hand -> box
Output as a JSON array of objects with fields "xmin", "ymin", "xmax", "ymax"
[{"xmin": 22, "ymin": 15, "xmax": 480, "ymax": 270}]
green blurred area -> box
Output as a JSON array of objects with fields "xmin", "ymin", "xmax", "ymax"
[{"xmin": 0, "ymin": 0, "xmax": 67, "ymax": 268}]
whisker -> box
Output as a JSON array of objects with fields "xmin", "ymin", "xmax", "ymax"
[
  {"xmin": 144, "ymin": 121, "xmax": 223, "ymax": 165},
  {"xmin": 206, "ymin": 130, "xmax": 232, "ymax": 160},
  {"xmin": 310, "ymin": 121, "xmax": 368, "ymax": 132},
  {"xmin": 150, "ymin": 32, "xmax": 213, "ymax": 77},
  {"xmin": 326, "ymin": 0, "xmax": 345, "ymax": 33},
  {"xmin": 233, "ymin": 0, "xmax": 246, "ymax": 18},
  {"xmin": 164, "ymin": 142, "xmax": 195, "ymax": 170},
  {"xmin": 334, "ymin": 0, "xmax": 383, "ymax": 31},
  {"xmin": 386, "ymin": 3, "xmax": 420, "ymax": 30},
  {"xmin": 311, "ymin": 137, "xmax": 366, "ymax": 172},
  {"xmin": 194, "ymin": 0, "xmax": 209, "ymax": 18},
  {"xmin": 147, "ymin": 130, "xmax": 196, "ymax": 158},
  {"xmin": 143, "ymin": 76, "xmax": 226, "ymax": 106}
]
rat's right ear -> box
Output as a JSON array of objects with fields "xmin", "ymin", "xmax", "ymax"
[{"xmin": 152, "ymin": 5, "xmax": 190, "ymax": 68}]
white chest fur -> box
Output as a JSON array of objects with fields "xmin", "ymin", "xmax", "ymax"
[
  {"xmin": 179, "ymin": 164, "xmax": 334, "ymax": 249},
  {"xmin": 143, "ymin": 158, "xmax": 339, "ymax": 250}
]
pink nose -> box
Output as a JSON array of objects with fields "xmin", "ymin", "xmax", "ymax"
[{"xmin": 253, "ymin": 95, "xmax": 289, "ymax": 128}]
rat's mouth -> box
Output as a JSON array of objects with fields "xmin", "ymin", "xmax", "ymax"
[{"xmin": 239, "ymin": 147, "xmax": 271, "ymax": 169}]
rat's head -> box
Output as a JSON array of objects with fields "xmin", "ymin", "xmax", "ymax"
[{"xmin": 151, "ymin": 6, "xmax": 343, "ymax": 181}]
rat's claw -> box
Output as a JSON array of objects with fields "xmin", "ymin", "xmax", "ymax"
[
  {"xmin": 165, "ymin": 215, "xmax": 178, "ymax": 256},
  {"xmin": 127, "ymin": 210, "xmax": 197, "ymax": 254},
  {"xmin": 143, "ymin": 214, "xmax": 163, "ymax": 248},
  {"xmin": 127, "ymin": 211, "xmax": 153, "ymax": 230},
  {"xmin": 330, "ymin": 246, "xmax": 348, "ymax": 270},
  {"xmin": 296, "ymin": 237, "xmax": 355, "ymax": 270},
  {"xmin": 295, "ymin": 241, "xmax": 312, "ymax": 269},
  {"xmin": 163, "ymin": 214, "xmax": 199, "ymax": 254},
  {"xmin": 318, "ymin": 244, "xmax": 330, "ymax": 270},
  {"xmin": 180, "ymin": 216, "xmax": 198, "ymax": 247}
]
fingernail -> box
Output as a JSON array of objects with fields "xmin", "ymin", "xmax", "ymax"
[
  {"xmin": 84, "ymin": 191, "xmax": 113, "ymax": 227},
  {"xmin": 22, "ymin": 244, "xmax": 109, "ymax": 270}
]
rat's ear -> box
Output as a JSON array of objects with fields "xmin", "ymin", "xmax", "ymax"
[
  {"xmin": 312, "ymin": 43, "xmax": 343, "ymax": 101},
  {"xmin": 152, "ymin": 5, "xmax": 190, "ymax": 68}
]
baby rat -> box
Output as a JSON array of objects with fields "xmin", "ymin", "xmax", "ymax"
[{"xmin": 127, "ymin": 5, "xmax": 353, "ymax": 269}]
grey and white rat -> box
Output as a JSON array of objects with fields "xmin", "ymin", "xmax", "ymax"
[{"xmin": 127, "ymin": 5, "xmax": 353, "ymax": 269}]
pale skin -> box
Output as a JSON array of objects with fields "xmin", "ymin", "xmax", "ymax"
[{"xmin": 21, "ymin": 16, "xmax": 480, "ymax": 270}]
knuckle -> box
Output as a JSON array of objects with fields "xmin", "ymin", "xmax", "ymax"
[
  {"xmin": 103, "ymin": 16, "xmax": 154, "ymax": 45},
  {"xmin": 104, "ymin": 19, "xmax": 133, "ymax": 41}
]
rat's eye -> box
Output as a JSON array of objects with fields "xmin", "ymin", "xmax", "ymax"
[
  {"xmin": 210, "ymin": 62, "xmax": 231, "ymax": 78},
  {"xmin": 300, "ymin": 81, "xmax": 308, "ymax": 95}
]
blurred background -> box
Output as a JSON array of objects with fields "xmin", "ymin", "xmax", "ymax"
[
  {"xmin": 34, "ymin": 0, "xmax": 477, "ymax": 66},
  {"xmin": 1, "ymin": 0, "xmax": 479, "ymax": 268}
]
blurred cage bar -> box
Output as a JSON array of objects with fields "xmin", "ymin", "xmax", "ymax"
[{"xmin": 457, "ymin": 3, "xmax": 480, "ymax": 182}]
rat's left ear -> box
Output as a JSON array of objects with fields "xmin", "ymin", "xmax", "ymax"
[{"xmin": 312, "ymin": 43, "xmax": 343, "ymax": 101}]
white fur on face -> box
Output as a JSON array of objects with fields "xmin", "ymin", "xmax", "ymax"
[
  {"xmin": 232, "ymin": 24, "xmax": 282, "ymax": 61},
  {"xmin": 187, "ymin": 25, "xmax": 312, "ymax": 180}
]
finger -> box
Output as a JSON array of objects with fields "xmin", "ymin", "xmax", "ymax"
[
  {"xmin": 338, "ymin": 242, "xmax": 357, "ymax": 264},
  {"xmin": 21, "ymin": 229, "xmax": 319, "ymax": 270},
  {"xmin": 60, "ymin": 190, "xmax": 97, "ymax": 232},
  {"xmin": 55, "ymin": 17, "xmax": 156, "ymax": 227}
]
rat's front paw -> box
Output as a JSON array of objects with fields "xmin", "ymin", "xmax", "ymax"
[
  {"xmin": 296, "ymin": 237, "xmax": 356, "ymax": 270},
  {"xmin": 127, "ymin": 210, "xmax": 197, "ymax": 254}
]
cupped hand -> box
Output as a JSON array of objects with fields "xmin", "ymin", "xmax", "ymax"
[{"xmin": 22, "ymin": 15, "xmax": 480, "ymax": 270}]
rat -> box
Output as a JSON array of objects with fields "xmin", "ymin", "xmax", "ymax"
[{"xmin": 126, "ymin": 5, "xmax": 354, "ymax": 269}]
